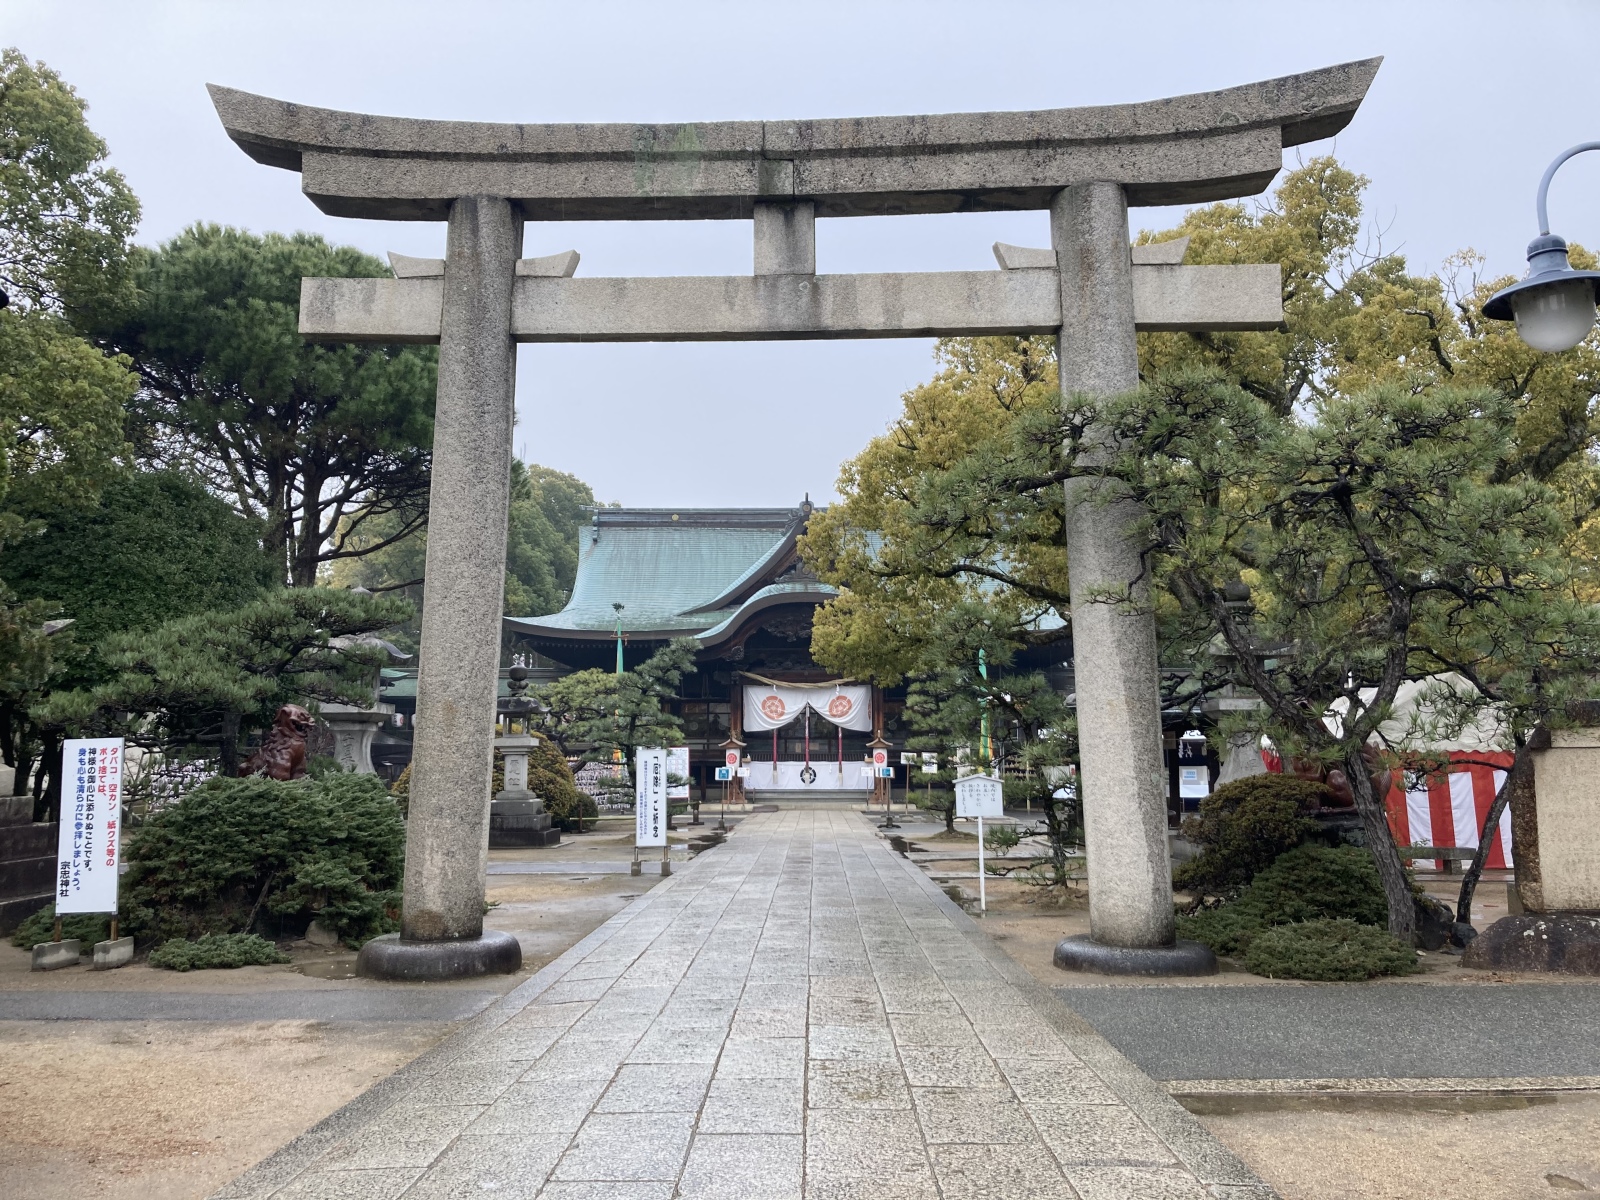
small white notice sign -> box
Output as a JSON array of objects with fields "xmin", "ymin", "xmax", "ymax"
[
  {"xmin": 57, "ymin": 738, "xmax": 124, "ymax": 914},
  {"xmin": 667, "ymin": 746, "xmax": 690, "ymax": 800},
  {"xmin": 954, "ymin": 773, "xmax": 1004, "ymax": 819},
  {"xmin": 636, "ymin": 747, "xmax": 667, "ymax": 847},
  {"xmin": 954, "ymin": 772, "xmax": 1003, "ymax": 913}
]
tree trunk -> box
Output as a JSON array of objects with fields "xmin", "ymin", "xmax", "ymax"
[
  {"xmin": 1345, "ymin": 750, "xmax": 1416, "ymax": 939},
  {"xmin": 1456, "ymin": 748, "xmax": 1528, "ymax": 924},
  {"xmin": 1042, "ymin": 793, "xmax": 1072, "ymax": 887},
  {"xmin": 220, "ymin": 712, "xmax": 242, "ymax": 778},
  {"xmin": 39, "ymin": 733, "xmax": 61, "ymax": 825}
]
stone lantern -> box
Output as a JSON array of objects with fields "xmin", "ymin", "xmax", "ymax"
[
  {"xmin": 490, "ymin": 666, "xmax": 559, "ymax": 848},
  {"xmin": 322, "ymin": 629, "xmax": 410, "ymax": 774}
]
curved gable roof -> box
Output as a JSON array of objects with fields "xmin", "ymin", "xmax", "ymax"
[{"xmin": 506, "ymin": 505, "xmax": 826, "ymax": 643}]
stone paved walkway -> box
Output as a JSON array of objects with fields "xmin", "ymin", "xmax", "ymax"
[{"xmin": 215, "ymin": 809, "xmax": 1273, "ymax": 1200}]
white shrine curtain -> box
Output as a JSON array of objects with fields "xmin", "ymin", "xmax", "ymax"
[{"xmin": 741, "ymin": 674, "xmax": 872, "ymax": 732}]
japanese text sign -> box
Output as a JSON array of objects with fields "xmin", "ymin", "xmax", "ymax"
[
  {"xmin": 636, "ymin": 747, "xmax": 667, "ymax": 847},
  {"xmin": 56, "ymin": 738, "xmax": 124, "ymax": 914},
  {"xmin": 954, "ymin": 773, "xmax": 1004, "ymax": 819}
]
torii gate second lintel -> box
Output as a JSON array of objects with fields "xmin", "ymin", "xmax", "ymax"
[{"xmin": 208, "ymin": 61, "xmax": 1379, "ymax": 980}]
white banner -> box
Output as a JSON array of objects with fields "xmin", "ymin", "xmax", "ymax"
[
  {"xmin": 57, "ymin": 738, "xmax": 124, "ymax": 915},
  {"xmin": 635, "ymin": 747, "xmax": 667, "ymax": 847},
  {"xmin": 666, "ymin": 746, "xmax": 690, "ymax": 800},
  {"xmin": 746, "ymin": 760, "xmax": 872, "ymax": 792},
  {"xmin": 742, "ymin": 678, "xmax": 871, "ymax": 732}
]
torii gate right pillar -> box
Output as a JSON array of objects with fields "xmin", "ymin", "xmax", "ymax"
[{"xmin": 1052, "ymin": 182, "xmax": 1215, "ymax": 974}]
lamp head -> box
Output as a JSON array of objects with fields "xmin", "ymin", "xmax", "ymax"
[{"xmin": 1483, "ymin": 233, "xmax": 1600, "ymax": 352}]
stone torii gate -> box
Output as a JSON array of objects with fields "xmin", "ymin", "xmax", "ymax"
[{"xmin": 210, "ymin": 58, "xmax": 1379, "ymax": 980}]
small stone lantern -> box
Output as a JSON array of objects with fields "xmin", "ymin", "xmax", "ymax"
[{"xmin": 489, "ymin": 666, "xmax": 560, "ymax": 848}]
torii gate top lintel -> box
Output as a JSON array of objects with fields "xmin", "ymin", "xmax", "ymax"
[{"xmin": 207, "ymin": 57, "xmax": 1380, "ymax": 221}]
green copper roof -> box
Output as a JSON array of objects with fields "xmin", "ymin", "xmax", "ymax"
[{"xmin": 506, "ymin": 505, "xmax": 831, "ymax": 641}]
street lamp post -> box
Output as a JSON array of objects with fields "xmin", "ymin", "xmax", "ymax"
[
  {"xmin": 612, "ymin": 602, "xmax": 625, "ymax": 675},
  {"xmin": 1483, "ymin": 144, "xmax": 1600, "ymax": 351}
]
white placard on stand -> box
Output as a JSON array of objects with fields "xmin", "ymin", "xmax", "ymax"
[
  {"xmin": 56, "ymin": 738, "xmax": 125, "ymax": 915},
  {"xmin": 666, "ymin": 746, "xmax": 690, "ymax": 800},
  {"xmin": 954, "ymin": 773, "xmax": 1004, "ymax": 913},
  {"xmin": 636, "ymin": 748, "xmax": 667, "ymax": 847}
]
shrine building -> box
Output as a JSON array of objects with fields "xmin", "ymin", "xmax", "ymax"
[{"xmin": 502, "ymin": 501, "xmax": 899, "ymax": 802}]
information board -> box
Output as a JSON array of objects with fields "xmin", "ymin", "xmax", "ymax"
[
  {"xmin": 667, "ymin": 746, "xmax": 690, "ymax": 800},
  {"xmin": 635, "ymin": 747, "xmax": 667, "ymax": 847},
  {"xmin": 715, "ymin": 766, "xmax": 733, "ymax": 782},
  {"xmin": 56, "ymin": 738, "xmax": 124, "ymax": 915},
  {"xmin": 954, "ymin": 773, "xmax": 1004, "ymax": 819}
]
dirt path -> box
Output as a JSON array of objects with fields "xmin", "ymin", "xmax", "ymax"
[
  {"xmin": 0, "ymin": 1019, "xmax": 442, "ymax": 1200},
  {"xmin": 0, "ymin": 829, "xmax": 678, "ymax": 1199}
]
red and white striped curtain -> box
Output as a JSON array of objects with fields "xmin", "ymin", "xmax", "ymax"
[
  {"xmin": 1384, "ymin": 752, "xmax": 1514, "ymax": 869},
  {"xmin": 1264, "ymin": 749, "xmax": 1514, "ymax": 868}
]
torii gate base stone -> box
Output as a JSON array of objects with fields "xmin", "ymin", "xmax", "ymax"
[{"xmin": 210, "ymin": 58, "xmax": 1379, "ymax": 980}]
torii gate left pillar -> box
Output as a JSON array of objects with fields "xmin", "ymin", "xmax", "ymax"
[{"xmin": 209, "ymin": 58, "xmax": 1379, "ymax": 980}]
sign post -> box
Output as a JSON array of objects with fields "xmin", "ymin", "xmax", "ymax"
[
  {"xmin": 955, "ymin": 773, "xmax": 1004, "ymax": 913},
  {"xmin": 56, "ymin": 738, "xmax": 124, "ymax": 918},
  {"xmin": 635, "ymin": 747, "xmax": 669, "ymax": 877},
  {"xmin": 42, "ymin": 738, "xmax": 129, "ymax": 970}
]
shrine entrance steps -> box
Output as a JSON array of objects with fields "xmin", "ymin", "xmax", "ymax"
[{"xmin": 742, "ymin": 790, "xmax": 876, "ymax": 808}]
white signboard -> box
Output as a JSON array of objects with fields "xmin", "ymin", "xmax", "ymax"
[
  {"xmin": 56, "ymin": 737, "xmax": 124, "ymax": 914},
  {"xmin": 724, "ymin": 749, "xmax": 740, "ymax": 769},
  {"xmin": 954, "ymin": 773, "xmax": 1004, "ymax": 819},
  {"xmin": 635, "ymin": 747, "xmax": 667, "ymax": 847},
  {"xmin": 666, "ymin": 746, "xmax": 690, "ymax": 800},
  {"xmin": 921, "ymin": 751, "xmax": 938, "ymax": 774},
  {"xmin": 1178, "ymin": 766, "xmax": 1209, "ymax": 799}
]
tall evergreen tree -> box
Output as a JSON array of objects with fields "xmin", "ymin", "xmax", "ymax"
[{"xmin": 101, "ymin": 225, "xmax": 437, "ymax": 586}]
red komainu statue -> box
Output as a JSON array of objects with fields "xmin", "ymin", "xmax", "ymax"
[{"xmin": 240, "ymin": 704, "xmax": 315, "ymax": 781}]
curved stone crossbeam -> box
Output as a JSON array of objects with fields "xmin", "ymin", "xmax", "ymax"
[{"xmin": 208, "ymin": 58, "xmax": 1379, "ymax": 221}]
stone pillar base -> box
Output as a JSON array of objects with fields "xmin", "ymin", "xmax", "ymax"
[
  {"xmin": 91, "ymin": 936, "xmax": 134, "ymax": 970},
  {"xmin": 489, "ymin": 797, "xmax": 560, "ymax": 848},
  {"xmin": 356, "ymin": 930, "xmax": 522, "ymax": 981},
  {"xmin": 31, "ymin": 939, "xmax": 81, "ymax": 970},
  {"xmin": 1462, "ymin": 913, "xmax": 1600, "ymax": 975},
  {"xmin": 1053, "ymin": 935, "xmax": 1218, "ymax": 977}
]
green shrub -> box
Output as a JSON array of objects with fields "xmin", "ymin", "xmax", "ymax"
[
  {"xmin": 1244, "ymin": 919, "xmax": 1419, "ymax": 981},
  {"xmin": 148, "ymin": 932, "xmax": 289, "ymax": 971},
  {"xmin": 1174, "ymin": 904, "xmax": 1266, "ymax": 957},
  {"xmin": 533, "ymin": 743, "xmax": 595, "ymax": 830},
  {"xmin": 305, "ymin": 755, "xmax": 345, "ymax": 780},
  {"xmin": 1176, "ymin": 844, "xmax": 1390, "ymax": 956},
  {"xmin": 1174, "ymin": 774, "xmax": 1328, "ymax": 893},
  {"xmin": 122, "ymin": 773, "xmax": 404, "ymax": 948},
  {"xmin": 8, "ymin": 903, "xmax": 110, "ymax": 949},
  {"xmin": 1244, "ymin": 843, "xmax": 1389, "ymax": 927}
]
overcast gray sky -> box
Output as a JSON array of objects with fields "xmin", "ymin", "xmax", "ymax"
[{"xmin": 5, "ymin": 1, "xmax": 1597, "ymax": 507}]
